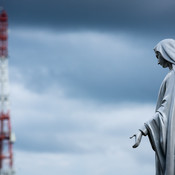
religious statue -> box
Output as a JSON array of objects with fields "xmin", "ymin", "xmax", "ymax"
[{"xmin": 130, "ymin": 39, "xmax": 175, "ymax": 175}]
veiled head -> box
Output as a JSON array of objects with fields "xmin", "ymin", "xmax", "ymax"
[
  {"xmin": 154, "ymin": 39, "xmax": 175, "ymax": 64},
  {"xmin": 154, "ymin": 39, "xmax": 175, "ymax": 69}
]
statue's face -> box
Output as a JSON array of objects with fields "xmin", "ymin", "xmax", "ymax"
[{"xmin": 156, "ymin": 52, "xmax": 169, "ymax": 68}]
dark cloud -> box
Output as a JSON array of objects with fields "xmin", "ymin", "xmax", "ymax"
[
  {"xmin": 9, "ymin": 30, "xmax": 167, "ymax": 103},
  {"xmin": 4, "ymin": 0, "xmax": 173, "ymax": 104},
  {"xmin": 3, "ymin": 0, "xmax": 175, "ymax": 33}
]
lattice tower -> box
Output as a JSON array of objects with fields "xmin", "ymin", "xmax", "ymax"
[{"xmin": 0, "ymin": 9, "xmax": 15, "ymax": 175}]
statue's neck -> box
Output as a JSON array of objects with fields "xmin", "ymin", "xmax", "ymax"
[{"xmin": 171, "ymin": 64, "xmax": 175, "ymax": 71}]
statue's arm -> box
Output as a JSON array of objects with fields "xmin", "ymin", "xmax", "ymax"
[
  {"xmin": 130, "ymin": 112, "xmax": 161, "ymax": 148},
  {"xmin": 130, "ymin": 73, "xmax": 174, "ymax": 149},
  {"xmin": 139, "ymin": 125, "xmax": 148, "ymax": 136}
]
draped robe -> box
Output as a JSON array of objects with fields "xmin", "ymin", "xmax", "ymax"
[{"xmin": 145, "ymin": 67, "xmax": 175, "ymax": 175}]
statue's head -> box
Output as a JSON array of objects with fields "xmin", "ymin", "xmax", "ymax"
[
  {"xmin": 154, "ymin": 39, "xmax": 175, "ymax": 69},
  {"xmin": 155, "ymin": 51, "xmax": 172, "ymax": 68}
]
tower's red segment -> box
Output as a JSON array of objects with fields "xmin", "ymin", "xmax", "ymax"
[
  {"xmin": 0, "ymin": 11, "xmax": 8, "ymax": 22},
  {"xmin": 0, "ymin": 10, "xmax": 8, "ymax": 58},
  {"xmin": 0, "ymin": 112, "xmax": 13, "ymax": 169}
]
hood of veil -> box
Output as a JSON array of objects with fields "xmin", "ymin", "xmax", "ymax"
[{"xmin": 154, "ymin": 39, "xmax": 175, "ymax": 65}]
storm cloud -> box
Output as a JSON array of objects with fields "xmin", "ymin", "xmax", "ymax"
[
  {"xmin": 3, "ymin": 0, "xmax": 175, "ymax": 34},
  {"xmin": 4, "ymin": 0, "xmax": 174, "ymax": 103},
  {"xmin": 9, "ymin": 28, "xmax": 167, "ymax": 103}
]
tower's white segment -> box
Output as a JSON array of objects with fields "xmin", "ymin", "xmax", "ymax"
[{"xmin": 0, "ymin": 58, "xmax": 9, "ymax": 113}]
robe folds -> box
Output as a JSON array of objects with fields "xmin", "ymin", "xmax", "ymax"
[{"xmin": 145, "ymin": 67, "xmax": 175, "ymax": 175}]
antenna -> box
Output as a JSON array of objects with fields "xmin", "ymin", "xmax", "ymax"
[{"xmin": 0, "ymin": 9, "xmax": 15, "ymax": 175}]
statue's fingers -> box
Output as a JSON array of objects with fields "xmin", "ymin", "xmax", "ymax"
[
  {"xmin": 132, "ymin": 142, "xmax": 139, "ymax": 148},
  {"xmin": 129, "ymin": 134, "xmax": 136, "ymax": 139}
]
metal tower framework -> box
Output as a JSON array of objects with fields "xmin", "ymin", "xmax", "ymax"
[{"xmin": 0, "ymin": 10, "xmax": 14, "ymax": 175}]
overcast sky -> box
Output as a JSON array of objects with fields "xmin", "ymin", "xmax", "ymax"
[{"xmin": 1, "ymin": 0, "xmax": 175, "ymax": 175}]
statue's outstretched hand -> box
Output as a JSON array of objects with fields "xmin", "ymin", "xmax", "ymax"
[{"xmin": 130, "ymin": 130, "xmax": 143, "ymax": 148}]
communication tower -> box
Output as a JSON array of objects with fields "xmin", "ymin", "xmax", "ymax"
[{"xmin": 0, "ymin": 9, "xmax": 15, "ymax": 175}]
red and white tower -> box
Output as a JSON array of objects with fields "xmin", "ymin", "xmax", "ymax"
[{"xmin": 0, "ymin": 9, "xmax": 15, "ymax": 175}]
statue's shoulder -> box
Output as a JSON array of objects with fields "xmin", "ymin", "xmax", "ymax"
[
  {"xmin": 166, "ymin": 69, "xmax": 175, "ymax": 78},
  {"xmin": 163, "ymin": 70, "xmax": 175, "ymax": 85}
]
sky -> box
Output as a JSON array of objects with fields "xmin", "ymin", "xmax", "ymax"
[{"xmin": 1, "ymin": 0, "xmax": 175, "ymax": 175}]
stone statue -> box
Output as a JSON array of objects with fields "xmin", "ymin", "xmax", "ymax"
[{"xmin": 130, "ymin": 39, "xmax": 175, "ymax": 175}]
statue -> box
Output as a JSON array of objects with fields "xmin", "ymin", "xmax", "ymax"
[{"xmin": 130, "ymin": 39, "xmax": 175, "ymax": 175}]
